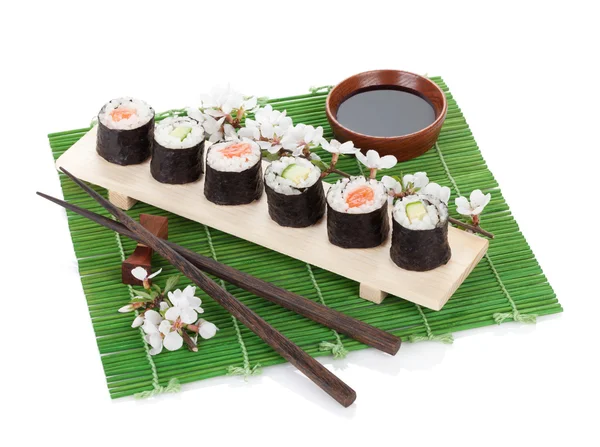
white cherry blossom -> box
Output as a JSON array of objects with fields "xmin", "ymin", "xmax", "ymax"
[
  {"xmin": 355, "ymin": 150, "xmax": 398, "ymax": 170},
  {"xmin": 422, "ymin": 182, "xmax": 451, "ymax": 204},
  {"xmin": 185, "ymin": 107, "xmax": 206, "ymax": 124},
  {"xmin": 168, "ymin": 285, "xmax": 204, "ymax": 314},
  {"xmin": 355, "ymin": 149, "xmax": 397, "ymax": 179},
  {"xmin": 321, "ymin": 139, "xmax": 357, "ymax": 155},
  {"xmin": 238, "ymin": 105, "xmax": 292, "ymax": 154},
  {"xmin": 158, "ymin": 306, "xmax": 199, "ymax": 351},
  {"xmin": 141, "ymin": 310, "xmax": 165, "ymax": 355},
  {"xmin": 131, "ymin": 267, "xmax": 162, "ymax": 283},
  {"xmin": 402, "ymin": 172, "xmax": 429, "ymax": 190},
  {"xmin": 281, "ymin": 124, "xmax": 325, "ymax": 156},
  {"xmin": 381, "ymin": 175, "xmax": 403, "ymax": 195},
  {"xmin": 455, "ymin": 189, "xmax": 491, "ymax": 217},
  {"xmin": 200, "ymin": 85, "xmax": 257, "ymax": 115},
  {"xmin": 197, "ymin": 319, "xmax": 219, "ymax": 340}
]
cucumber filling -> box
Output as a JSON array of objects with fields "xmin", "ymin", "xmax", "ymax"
[
  {"xmin": 281, "ymin": 164, "xmax": 311, "ymax": 185},
  {"xmin": 405, "ymin": 201, "xmax": 427, "ymax": 223},
  {"xmin": 169, "ymin": 126, "xmax": 192, "ymax": 142}
]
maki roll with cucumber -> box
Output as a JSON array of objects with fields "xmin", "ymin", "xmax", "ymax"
[
  {"xmin": 264, "ymin": 157, "xmax": 325, "ymax": 227},
  {"xmin": 390, "ymin": 195, "xmax": 451, "ymax": 271},
  {"xmin": 96, "ymin": 97, "xmax": 154, "ymax": 165},
  {"xmin": 326, "ymin": 177, "xmax": 389, "ymax": 248},
  {"xmin": 151, "ymin": 116, "xmax": 204, "ymax": 184},
  {"xmin": 204, "ymin": 140, "xmax": 263, "ymax": 205}
]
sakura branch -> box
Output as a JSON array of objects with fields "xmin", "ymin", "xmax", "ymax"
[
  {"xmin": 236, "ymin": 105, "xmax": 354, "ymax": 178},
  {"xmin": 238, "ymin": 105, "xmax": 292, "ymax": 158},
  {"xmin": 382, "ymin": 173, "xmax": 494, "ymax": 238},
  {"xmin": 320, "ymin": 139, "xmax": 357, "ymax": 178},
  {"xmin": 118, "ymin": 268, "xmax": 218, "ymax": 355},
  {"xmin": 281, "ymin": 123, "xmax": 326, "ymax": 158},
  {"xmin": 187, "ymin": 85, "xmax": 258, "ymax": 143},
  {"xmin": 455, "ymin": 190, "xmax": 494, "ymax": 237}
]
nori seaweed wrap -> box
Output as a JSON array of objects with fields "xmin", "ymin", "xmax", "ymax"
[
  {"xmin": 151, "ymin": 117, "xmax": 204, "ymax": 184},
  {"xmin": 264, "ymin": 157, "xmax": 326, "ymax": 227},
  {"xmin": 326, "ymin": 177, "xmax": 390, "ymax": 249},
  {"xmin": 390, "ymin": 194, "xmax": 451, "ymax": 271},
  {"xmin": 204, "ymin": 141, "xmax": 263, "ymax": 205},
  {"xmin": 96, "ymin": 97, "xmax": 154, "ymax": 165}
]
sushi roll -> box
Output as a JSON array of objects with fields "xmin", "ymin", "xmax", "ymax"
[
  {"xmin": 96, "ymin": 97, "xmax": 154, "ymax": 165},
  {"xmin": 326, "ymin": 177, "xmax": 389, "ymax": 248},
  {"xmin": 151, "ymin": 116, "xmax": 205, "ymax": 184},
  {"xmin": 390, "ymin": 195, "xmax": 451, "ymax": 271},
  {"xmin": 264, "ymin": 157, "xmax": 326, "ymax": 228},
  {"xmin": 204, "ymin": 140, "xmax": 263, "ymax": 205}
]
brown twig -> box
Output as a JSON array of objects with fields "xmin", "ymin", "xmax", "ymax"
[
  {"xmin": 181, "ymin": 331, "xmax": 198, "ymax": 352},
  {"xmin": 448, "ymin": 217, "xmax": 495, "ymax": 239}
]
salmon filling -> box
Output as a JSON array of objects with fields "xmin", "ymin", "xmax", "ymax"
[
  {"xmin": 220, "ymin": 142, "xmax": 253, "ymax": 159},
  {"xmin": 346, "ymin": 185, "xmax": 375, "ymax": 208},
  {"xmin": 110, "ymin": 108, "xmax": 137, "ymax": 122}
]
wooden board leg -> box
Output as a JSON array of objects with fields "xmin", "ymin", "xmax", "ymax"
[
  {"xmin": 359, "ymin": 284, "xmax": 388, "ymax": 304},
  {"xmin": 109, "ymin": 190, "xmax": 138, "ymax": 210}
]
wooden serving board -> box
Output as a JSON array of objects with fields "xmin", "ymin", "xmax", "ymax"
[{"xmin": 55, "ymin": 127, "xmax": 488, "ymax": 310}]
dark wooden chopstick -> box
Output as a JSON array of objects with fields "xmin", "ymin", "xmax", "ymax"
[
  {"xmin": 37, "ymin": 192, "xmax": 401, "ymax": 356},
  {"xmin": 51, "ymin": 168, "xmax": 357, "ymax": 407}
]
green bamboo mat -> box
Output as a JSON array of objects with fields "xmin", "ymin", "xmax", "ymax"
[{"xmin": 47, "ymin": 77, "xmax": 562, "ymax": 399}]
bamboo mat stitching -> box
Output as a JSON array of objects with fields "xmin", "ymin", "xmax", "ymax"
[
  {"xmin": 46, "ymin": 77, "xmax": 562, "ymax": 399},
  {"xmin": 432, "ymin": 141, "xmax": 537, "ymax": 324},
  {"xmin": 111, "ymin": 217, "xmax": 177, "ymax": 395},
  {"xmin": 203, "ymin": 224, "xmax": 262, "ymax": 378},
  {"xmin": 408, "ymin": 305, "xmax": 454, "ymax": 344},
  {"xmin": 306, "ymin": 264, "xmax": 348, "ymax": 359}
]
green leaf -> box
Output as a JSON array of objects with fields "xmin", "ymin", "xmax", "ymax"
[
  {"xmin": 152, "ymin": 284, "xmax": 162, "ymax": 294},
  {"xmin": 311, "ymin": 159, "xmax": 329, "ymax": 171},
  {"xmin": 163, "ymin": 275, "xmax": 180, "ymax": 294},
  {"xmin": 133, "ymin": 290, "xmax": 153, "ymax": 300},
  {"xmin": 262, "ymin": 150, "xmax": 281, "ymax": 161},
  {"xmin": 131, "ymin": 297, "xmax": 152, "ymax": 304}
]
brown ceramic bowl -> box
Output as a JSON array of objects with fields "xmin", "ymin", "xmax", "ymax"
[{"xmin": 325, "ymin": 70, "xmax": 447, "ymax": 161}]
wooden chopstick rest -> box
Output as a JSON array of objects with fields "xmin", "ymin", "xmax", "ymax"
[{"xmin": 122, "ymin": 214, "xmax": 168, "ymax": 286}]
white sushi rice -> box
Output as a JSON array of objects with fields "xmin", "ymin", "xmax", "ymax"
[
  {"xmin": 327, "ymin": 176, "xmax": 388, "ymax": 214},
  {"xmin": 393, "ymin": 194, "xmax": 448, "ymax": 230},
  {"xmin": 154, "ymin": 116, "xmax": 204, "ymax": 149},
  {"xmin": 98, "ymin": 97, "xmax": 154, "ymax": 130},
  {"xmin": 206, "ymin": 140, "xmax": 261, "ymax": 173},
  {"xmin": 264, "ymin": 157, "xmax": 320, "ymax": 196}
]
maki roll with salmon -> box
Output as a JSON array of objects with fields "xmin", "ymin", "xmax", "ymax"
[
  {"xmin": 151, "ymin": 116, "xmax": 204, "ymax": 184},
  {"xmin": 326, "ymin": 177, "xmax": 389, "ymax": 248},
  {"xmin": 390, "ymin": 195, "xmax": 451, "ymax": 271},
  {"xmin": 96, "ymin": 97, "xmax": 154, "ymax": 165},
  {"xmin": 264, "ymin": 157, "xmax": 325, "ymax": 227},
  {"xmin": 204, "ymin": 140, "xmax": 263, "ymax": 205}
]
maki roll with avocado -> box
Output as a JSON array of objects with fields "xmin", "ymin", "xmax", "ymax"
[
  {"xmin": 96, "ymin": 97, "xmax": 154, "ymax": 165},
  {"xmin": 204, "ymin": 140, "xmax": 263, "ymax": 205},
  {"xmin": 264, "ymin": 157, "xmax": 325, "ymax": 227},
  {"xmin": 390, "ymin": 194, "xmax": 451, "ymax": 271},
  {"xmin": 326, "ymin": 177, "xmax": 389, "ymax": 248},
  {"xmin": 151, "ymin": 116, "xmax": 205, "ymax": 184}
]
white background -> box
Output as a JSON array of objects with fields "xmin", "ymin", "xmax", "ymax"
[{"xmin": 2, "ymin": 1, "xmax": 599, "ymax": 445}]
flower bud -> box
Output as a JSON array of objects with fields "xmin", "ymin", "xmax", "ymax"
[
  {"xmin": 131, "ymin": 315, "xmax": 144, "ymax": 328},
  {"xmin": 118, "ymin": 304, "xmax": 134, "ymax": 313},
  {"xmin": 199, "ymin": 320, "xmax": 218, "ymax": 339}
]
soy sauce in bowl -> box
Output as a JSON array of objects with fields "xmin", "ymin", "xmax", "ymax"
[{"xmin": 336, "ymin": 88, "xmax": 436, "ymax": 137}]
